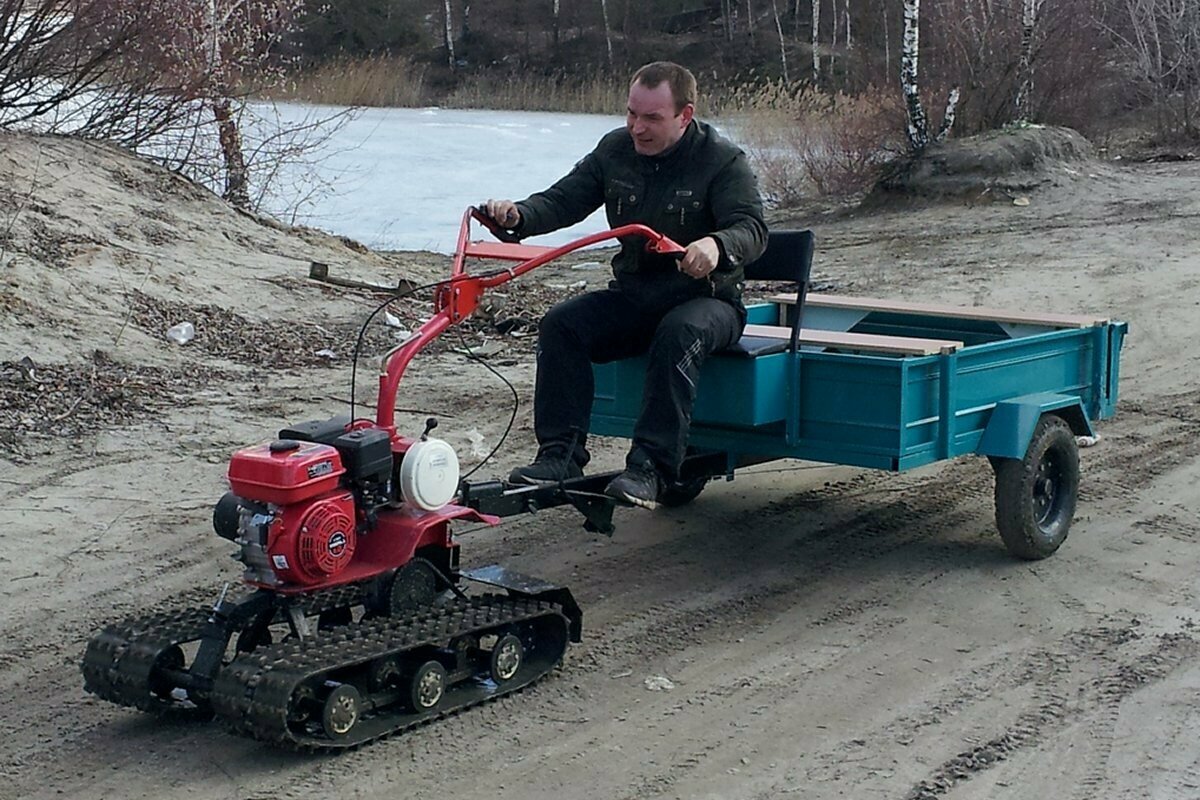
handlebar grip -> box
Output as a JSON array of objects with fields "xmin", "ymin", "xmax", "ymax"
[{"xmin": 472, "ymin": 206, "xmax": 522, "ymax": 244}]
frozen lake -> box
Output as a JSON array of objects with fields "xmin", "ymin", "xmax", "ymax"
[{"xmin": 261, "ymin": 105, "xmax": 624, "ymax": 253}]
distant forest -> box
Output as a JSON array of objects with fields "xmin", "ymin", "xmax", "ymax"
[
  {"xmin": 2, "ymin": 0, "xmax": 1193, "ymax": 212},
  {"xmin": 292, "ymin": 0, "xmax": 1198, "ymax": 142}
]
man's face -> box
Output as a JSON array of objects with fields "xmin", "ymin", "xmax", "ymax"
[{"xmin": 626, "ymin": 81, "xmax": 694, "ymax": 156}]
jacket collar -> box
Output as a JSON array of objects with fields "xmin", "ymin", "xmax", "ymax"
[{"xmin": 644, "ymin": 119, "xmax": 699, "ymax": 164}]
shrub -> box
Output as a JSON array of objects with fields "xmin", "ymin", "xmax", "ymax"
[{"xmin": 731, "ymin": 82, "xmax": 905, "ymax": 204}]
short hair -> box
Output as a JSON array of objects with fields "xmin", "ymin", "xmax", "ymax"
[{"xmin": 631, "ymin": 61, "xmax": 697, "ymax": 114}]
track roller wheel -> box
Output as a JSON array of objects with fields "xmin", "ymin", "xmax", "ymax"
[
  {"xmin": 367, "ymin": 657, "xmax": 401, "ymax": 692},
  {"xmin": 288, "ymin": 683, "xmax": 318, "ymax": 727},
  {"xmin": 149, "ymin": 645, "xmax": 184, "ymax": 701},
  {"xmin": 321, "ymin": 684, "xmax": 362, "ymax": 739},
  {"xmin": 408, "ymin": 660, "xmax": 448, "ymax": 712},
  {"xmin": 489, "ymin": 633, "xmax": 524, "ymax": 684}
]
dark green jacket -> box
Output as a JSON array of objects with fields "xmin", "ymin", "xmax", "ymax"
[{"xmin": 514, "ymin": 120, "xmax": 768, "ymax": 315}]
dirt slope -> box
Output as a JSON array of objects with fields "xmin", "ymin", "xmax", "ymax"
[{"xmin": 2, "ymin": 131, "xmax": 1199, "ymax": 800}]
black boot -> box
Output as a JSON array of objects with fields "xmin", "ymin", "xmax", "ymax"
[
  {"xmin": 604, "ymin": 456, "xmax": 663, "ymax": 510},
  {"xmin": 508, "ymin": 451, "xmax": 584, "ymax": 486}
]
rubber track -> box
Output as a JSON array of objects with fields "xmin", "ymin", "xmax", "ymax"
[
  {"xmin": 82, "ymin": 606, "xmax": 214, "ymax": 716},
  {"xmin": 209, "ymin": 594, "xmax": 567, "ymax": 751},
  {"xmin": 80, "ymin": 581, "xmax": 374, "ymax": 715}
]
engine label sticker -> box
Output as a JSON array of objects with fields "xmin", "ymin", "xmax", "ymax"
[
  {"xmin": 307, "ymin": 460, "xmax": 334, "ymax": 479},
  {"xmin": 328, "ymin": 532, "xmax": 347, "ymax": 557},
  {"xmin": 272, "ymin": 554, "xmax": 289, "ymax": 569}
]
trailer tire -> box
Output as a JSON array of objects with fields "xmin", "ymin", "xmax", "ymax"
[
  {"xmin": 660, "ymin": 477, "xmax": 708, "ymax": 507},
  {"xmin": 993, "ymin": 415, "xmax": 1079, "ymax": 560}
]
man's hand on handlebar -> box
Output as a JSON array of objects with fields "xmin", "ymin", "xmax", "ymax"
[
  {"xmin": 677, "ymin": 236, "xmax": 720, "ymax": 279},
  {"xmin": 482, "ymin": 199, "xmax": 521, "ymax": 229}
]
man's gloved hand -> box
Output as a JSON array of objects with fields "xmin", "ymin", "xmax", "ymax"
[
  {"xmin": 677, "ymin": 236, "xmax": 720, "ymax": 279},
  {"xmin": 482, "ymin": 199, "xmax": 521, "ymax": 229}
]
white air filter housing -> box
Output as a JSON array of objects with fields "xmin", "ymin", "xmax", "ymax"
[{"xmin": 399, "ymin": 438, "xmax": 460, "ymax": 511}]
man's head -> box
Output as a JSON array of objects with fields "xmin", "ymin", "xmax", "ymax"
[{"xmin": 626, "ymin": 61, "xmax": 696, "ymax": 156}]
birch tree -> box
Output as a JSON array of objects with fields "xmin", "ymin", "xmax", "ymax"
[
  {"xmin": 882, "ymin": 3, "xmax": 891, "ymax": 77},
  {"xmin": 901, "ymin": 0, "xmax": 929, "ymax": 149},
  {"xmin": 442, "ymin": 0, "xmax": 455, "ymax": 70},
  {"xmin": 831, "ymin": 0, "xmax": 839, "ymax": 75},
  {"xmin": 599, "ymin": 0, "xmax": 614, "ymax": 70},
  {"xmin": 902, "ymin": 0, "xmax": 959, "ymax": 153},
  {"xmin": 1014, "ymin": 0, "xmax": 1043, "ymax": 121},
  {"xmin": 811, "ymin": 0, "xmax": 820, "ymax": 83},
  {"xmin": 771, "ymin": 0, "xmax": 789, "ymax": 81}
]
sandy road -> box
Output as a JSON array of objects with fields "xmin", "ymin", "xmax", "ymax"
[{"xmin": 2, "ymin": 158, "xmax": 1200, "ymax": 800}]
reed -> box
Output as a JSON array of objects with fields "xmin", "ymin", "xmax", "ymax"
[{"xmin": 266, "ymin": 56, "xmax": 429, "ymax": 108}]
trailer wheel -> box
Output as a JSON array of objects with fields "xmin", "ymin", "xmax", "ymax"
[
  {"xmin": 993, "ymin": 415, "xmax": 1079, "ymax": 560},
  {"xmin": 660, "ymin": 477, "xmax": 708, "ymax": 507}
]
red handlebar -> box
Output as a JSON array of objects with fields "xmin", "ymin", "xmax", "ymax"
[{"xmin": 375, "ymin": 208, "xmax": 687, "ymax": 431}]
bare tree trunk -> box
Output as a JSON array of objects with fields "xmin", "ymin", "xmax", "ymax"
[
  {"xmin": 831, "ymin": 0, "xmax": 838, "ymax": 76},
  {"xmin": 723, "ymin": 0, "xmax": 735, "ymax": 42},
  {"xmin": 747, "ymin": 0, "xmax": 755, "ymax": 41},
  {"xmin": 205, "ymin": 0, "xmax": 249, "ymax": 207},
  {"xmin": 844, "ymin": 0, "xmax": 852, "ymax": 49},
  {"xmin": 883, "ymin": 3, "xmax": 890, "ymax": 79},
  {"xmin": 771, "ymin": 0, "xmax": 789, "ymax": 80},
  {"xmin": 600, "ymin": 0, "xmax": 615, "ymax": 69},
  {"xmin": 462, "ymin": 2, "xmax": 471, "ymax": 40},
  {"xmin": 553, "ymin": 0, "xmax": 560, "ymax": 47},
  {"xmin": 213, "ymin": 97, "xmax": 249, "ymax": 207},
  {"xmin": 811, "ymin": 0, "xmax": 820, "ymax": 83},
  {"xmin": 443, "ymin": 0, "xmax": 456, "ymax": 70},
  {"xmin": 902, "ymin": 0, "xmax": 929, "ymax": 152}
]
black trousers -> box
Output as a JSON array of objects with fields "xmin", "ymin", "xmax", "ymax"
[{"xmin": 532, "ymin": 288, "xmax": 743, "ymax": 480}]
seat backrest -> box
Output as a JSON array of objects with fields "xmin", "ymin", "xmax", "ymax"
[
  {"xmin": 743, "ymin": 229, "xmax": 815, "ymax": 284},
  {"xmin": 743, "ymin": 229, "xmax": 815, "ymax": 351}
]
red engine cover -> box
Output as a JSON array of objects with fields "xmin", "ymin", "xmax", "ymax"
[
  {"xmin": 227, "ymin": 440, "xmax": 345, "ymax": 505},
  {"xmin": 267, "ymin": 491, "xmax": 357, "ymax": 584}
]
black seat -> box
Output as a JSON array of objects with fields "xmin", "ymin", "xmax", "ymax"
[{"xmin": 721, "ymin": 229, "xmax": 815, "ymax": 358}]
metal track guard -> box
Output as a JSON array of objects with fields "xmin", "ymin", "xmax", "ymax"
[{"xmin": 460, "ymin": 564, "xmax": 583, "ymax": 643}]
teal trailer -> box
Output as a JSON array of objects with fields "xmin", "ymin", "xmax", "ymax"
[{"xmin": 587, "ymin": 230, "xmax": 1127, "ymax": 560}]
